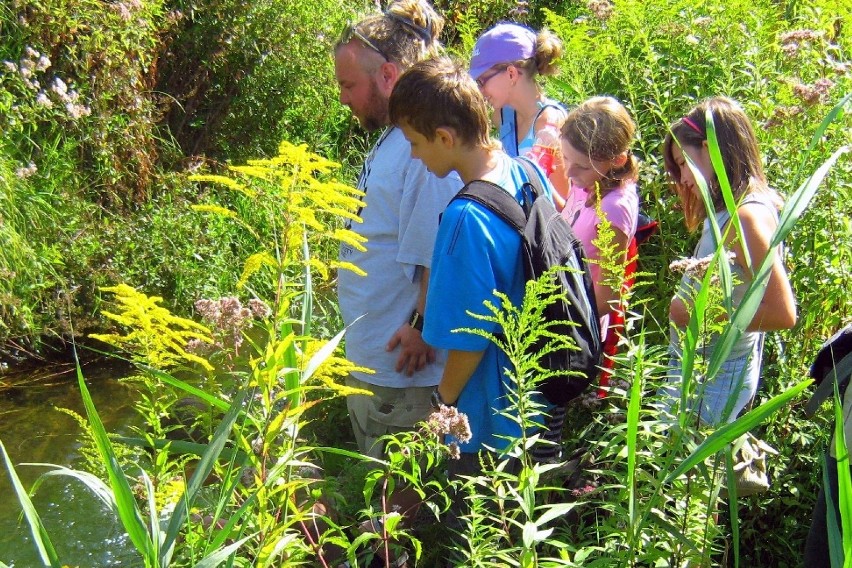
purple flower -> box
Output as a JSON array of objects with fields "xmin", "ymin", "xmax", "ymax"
[{"xmin": 425, "ymin": 405, "xmax": 472, "ymax": 445}]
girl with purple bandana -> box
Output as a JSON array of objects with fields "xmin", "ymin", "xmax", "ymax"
[{"xmin": 469, "ymin": 22, "xmax": 570, "ymax": 205}]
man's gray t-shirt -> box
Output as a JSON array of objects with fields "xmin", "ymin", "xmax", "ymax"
[{"xmin": 338, "ymin": 126, "xmax": 462, "ymax": 388}]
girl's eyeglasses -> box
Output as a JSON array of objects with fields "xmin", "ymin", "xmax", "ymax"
[
  {"xmin": 475, "ymin": 65, "xmax": 509, "ymax": 88},
  {"xmin": 339, "ymin": 25, "xmax": 390, "ymax": 62}
]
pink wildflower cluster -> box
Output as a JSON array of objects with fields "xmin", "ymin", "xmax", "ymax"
[
  {"xmin": 792, "ymin": 78, "xmax": 835, "ymax": 106},
  {"xmin": 189, "ymin": 296, "xmax": 271, "ymax": 354},
  {"xmin": 248, "ymin": 298, "xmax": 272, "ymax": 319},
  {"xmin": 424, "ymin": 405, "xmax": 472, "ymax": 459},
  {"xmin": 109, "ymin": 0, "xmax": 143, "ymax": 21},
  {"xmin": 764, "ymin": 105, "xmax": 804, "ymax": 128},
  {"xmin": 576, "ymin": 386, "xmax": 603, "ymax": 410},
  {"xmin": 51, "ymin": 77, "xmax": 91, "ymax": 118},
  {"xmin": 508, "ymin": 0, "xmax": 529, "ymax": 19},
  {"xmin": 831, "ymin": 61, "xmax": 852, "ymax": 77},
  {"xmin": 4, "ymin": 46, "xmax": 50, "ymax": 90},
  {"xmin": 586, "ymin": 0, "xmax": 614, "ymax": 21},
  {"xmin": 570, "ymin": 484, "xmax": 596, "ymax": 498},
  {"xmin": 778, "ymin": 29, "xmax": 823, "ymax": 57}
]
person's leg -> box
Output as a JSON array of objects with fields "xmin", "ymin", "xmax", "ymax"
[
  {"xmin": 531, "ymin": 405, "xmax": 565, "ymax": 463},
  {"xmin": 345, "ymin": 376, "xmax": 385, "ymax": 458},
  {"xmin": 346, "ymin": 380, "xmax": 433, "ymax": 566},
  {"xmin": 345, "ymin": 376, "xmax": 433, "ymax": 459}
]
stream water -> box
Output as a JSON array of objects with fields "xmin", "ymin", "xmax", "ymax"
[{"xmin": 0, "ymin": 362, "xmax": 144, "ymax": 567}]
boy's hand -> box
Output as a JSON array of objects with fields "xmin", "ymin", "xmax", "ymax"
[{"xmin": 387, "ymin": 324, "xmax": 436, "ymax": 376}]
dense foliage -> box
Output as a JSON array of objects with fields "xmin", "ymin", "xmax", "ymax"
[{"xmin": 0, "ymin": 0, "xmax": 850, "ymax": 565}]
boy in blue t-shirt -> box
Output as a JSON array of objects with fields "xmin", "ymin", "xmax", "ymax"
[{"xmin": 388, "ymin": 57, "xmax": 552, "ymax": 478}]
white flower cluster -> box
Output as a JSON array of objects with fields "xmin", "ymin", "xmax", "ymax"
[
  {"xmin": 3, "ymin": 46, "xmax": 49, "ymax": 91},
  {"xmin": 51, "ymin": 77, "xmax": 91, "ymax": 118},
  {"xmin": 1, "ymin": 46, "xmax": 91, "ymax": 120},
  {"xmin": 15, "ymin": 162, "xmax": 37, "ymax": 179}
]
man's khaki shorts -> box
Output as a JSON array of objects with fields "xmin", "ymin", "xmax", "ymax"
[{"xmin": 345, "ymin": 375, "xmax": 434, "ymax": 459}]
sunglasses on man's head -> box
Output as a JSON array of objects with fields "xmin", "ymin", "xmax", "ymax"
[{"xmin": 340, "ymin": 25, "xmax": 390, "ymax": 62}]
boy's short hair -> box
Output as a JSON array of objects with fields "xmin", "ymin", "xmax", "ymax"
[{"xmin": 389, "ymin": 56, "xmax": 492, "ymax": 148}]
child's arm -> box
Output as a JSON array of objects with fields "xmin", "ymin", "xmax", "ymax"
[
  {"xmin": 727, "ymin": 203, "xmax": 797, "ymax": 331},
  {"xmin": 669, "ymin": 295, "xmax": 691, "ymax": 328},
  {"xmin": 595, "ymin": 227, "xmax": 631, "ymax": 316},
  {"xmin": 533, "ymin": 109, "xmax": 570, "ymax": 205},
  {"xmin": 436, "ymin": 349, "xmax": 486, "ymax": 405}
]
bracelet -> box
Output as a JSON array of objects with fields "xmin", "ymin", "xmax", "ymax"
[{"xmin": 409, "ymin": 309, "xmax": 424, "ymax": 332}]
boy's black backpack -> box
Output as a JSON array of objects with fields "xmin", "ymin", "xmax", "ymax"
[{"xmin": 452, "ymin": 157, "xmax": 602, "ymax": 406}]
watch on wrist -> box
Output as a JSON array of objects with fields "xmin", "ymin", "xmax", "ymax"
[
  {"xmin": 431, "ymin": 388, "xmax": 452, "ymax": 409},
  {"xmin": 409, "ymin": 309, "xmax": 424, "ymax": 332}
]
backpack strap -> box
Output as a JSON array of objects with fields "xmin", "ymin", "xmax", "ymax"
[
  {"xmin": 805, "ymin": 351, "xmax": 852, "ymax": 417},
  {"xmin": 500, "ymin": 108, "xmax": 519, "ymax": 157},
  {"xmin": 455, "ymin": 179, "xmax": 526, "ymax": 233},
  {"xmin": 514, "ymin": 155, "xmax": 548, "ymax": 206},
  {"xmin": 454, "ymin": 156, "xmax": 547, "ymax": 231},
  {"xmin": 532, "ymin": 102, "xmax": 567, "ymax": 129}
]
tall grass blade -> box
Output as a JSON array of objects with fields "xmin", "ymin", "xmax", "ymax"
[
  {"xmin": 140, "ymin": 470, "xmax": 162, "ymax": 563},
  {"xmin": 824, "ymin": 451, "xmax": 845, "ymax": 567},
  {"xmin": 301, "ymin": 230, "xmax": 314, "ymax": 339},
  {"xmin": 792, "ymin": 93, "xmax": 852, "ymax": 188},
  {"xmin": 705, "ymin": 110, "xmax": 747, "ymax": 276},
  {"xmin": 113, "ymin": 436, "xmax": 249, "ymax": 463},
  {"xmin": 301, "ymin": 325, "xmax": 348, "ymax": 382},
  {"xmin": 194, "ymin": 535, "xmax": 254, "ymax": 568},
  {"xmin": 25, "ymin": 464, "xmax": 117, "ymax": 511},
  {"xmin": 75, "ymin": 360, "xmax": 153, "ymax": 564},
  {"xmin": 280, "ymin": 320, "xmax": 302, "ymax": 409},
  {"xmin": 626, "ymin": 341, "xmax": 643, "ymax": 532},
  {"xmin": 704, "ymin": 145, "xmax": 849, "ymax": 382},
  {"xmin": 138, "ymin": 365, "xmax": 233, "ymax": 413},
  {"xmin": 833, "ymin": 381, "xmax": 852, "ymax": 567},
  {"xmin": 726, "ymin": 449, "xmax": 740, "ymax": 567},
  {"xmin": 0, "ymin": 441, "xmax": 60, "ymax": 567},
  {"xmin": 160, "ymin": 387, "xmax": 252, "ymax": 566},
  {"xmin": 665, "ymin": 379, "xmax": 811, "ymax": 482}
]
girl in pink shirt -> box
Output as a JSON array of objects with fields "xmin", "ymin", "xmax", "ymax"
[
  {"xmin": 559, "ymin": 96, "xmax": 640, "ymax": 322},
  {"xmin": 533, "ymin": 96, "xmax": 640, "ymax": 465}
]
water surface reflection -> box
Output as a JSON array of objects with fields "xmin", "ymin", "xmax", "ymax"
[{"xmin": 0, "ymin": 363, "xmax": 143, "ymax": 567}]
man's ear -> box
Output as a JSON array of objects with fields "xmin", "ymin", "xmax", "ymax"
[{"xmin": 376, "ymin": 61, "xmax": 400, "ymax": 97}]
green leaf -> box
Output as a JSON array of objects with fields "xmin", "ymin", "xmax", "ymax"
[
  {"xmin": 160, "ymin": 387, "xmax": 252, "ymax": 565},
  {"xmin": 25, "ymin": 464, "xmax": 116, "ymax": 512},
  {"xmin": 75, "ymin": 359, "xmax": 154, "ymax": 564},
  {"xmin": 194, "ymin": 535, "xmax": 254, "ymax": 568},
  {"xmin": 0, "ymin": 441, "xmax": 60, "ymax": 567},
  {"xmin": 833, "ymin": 381, "xmax": 852, "ymax": 566}
]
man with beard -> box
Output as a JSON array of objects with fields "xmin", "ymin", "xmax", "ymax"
[{"xmin": 334, "ymin": 0, "xmax": 461, "ymax": 462}]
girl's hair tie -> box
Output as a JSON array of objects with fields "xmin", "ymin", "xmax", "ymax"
[{"xmin": 682, "ymin": 116, "xmax": 703, "ymax": 135}]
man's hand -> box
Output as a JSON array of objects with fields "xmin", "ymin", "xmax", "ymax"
[{"xmin": 387, "ymin": 324, "xmax": 436, "ymax": 376}]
